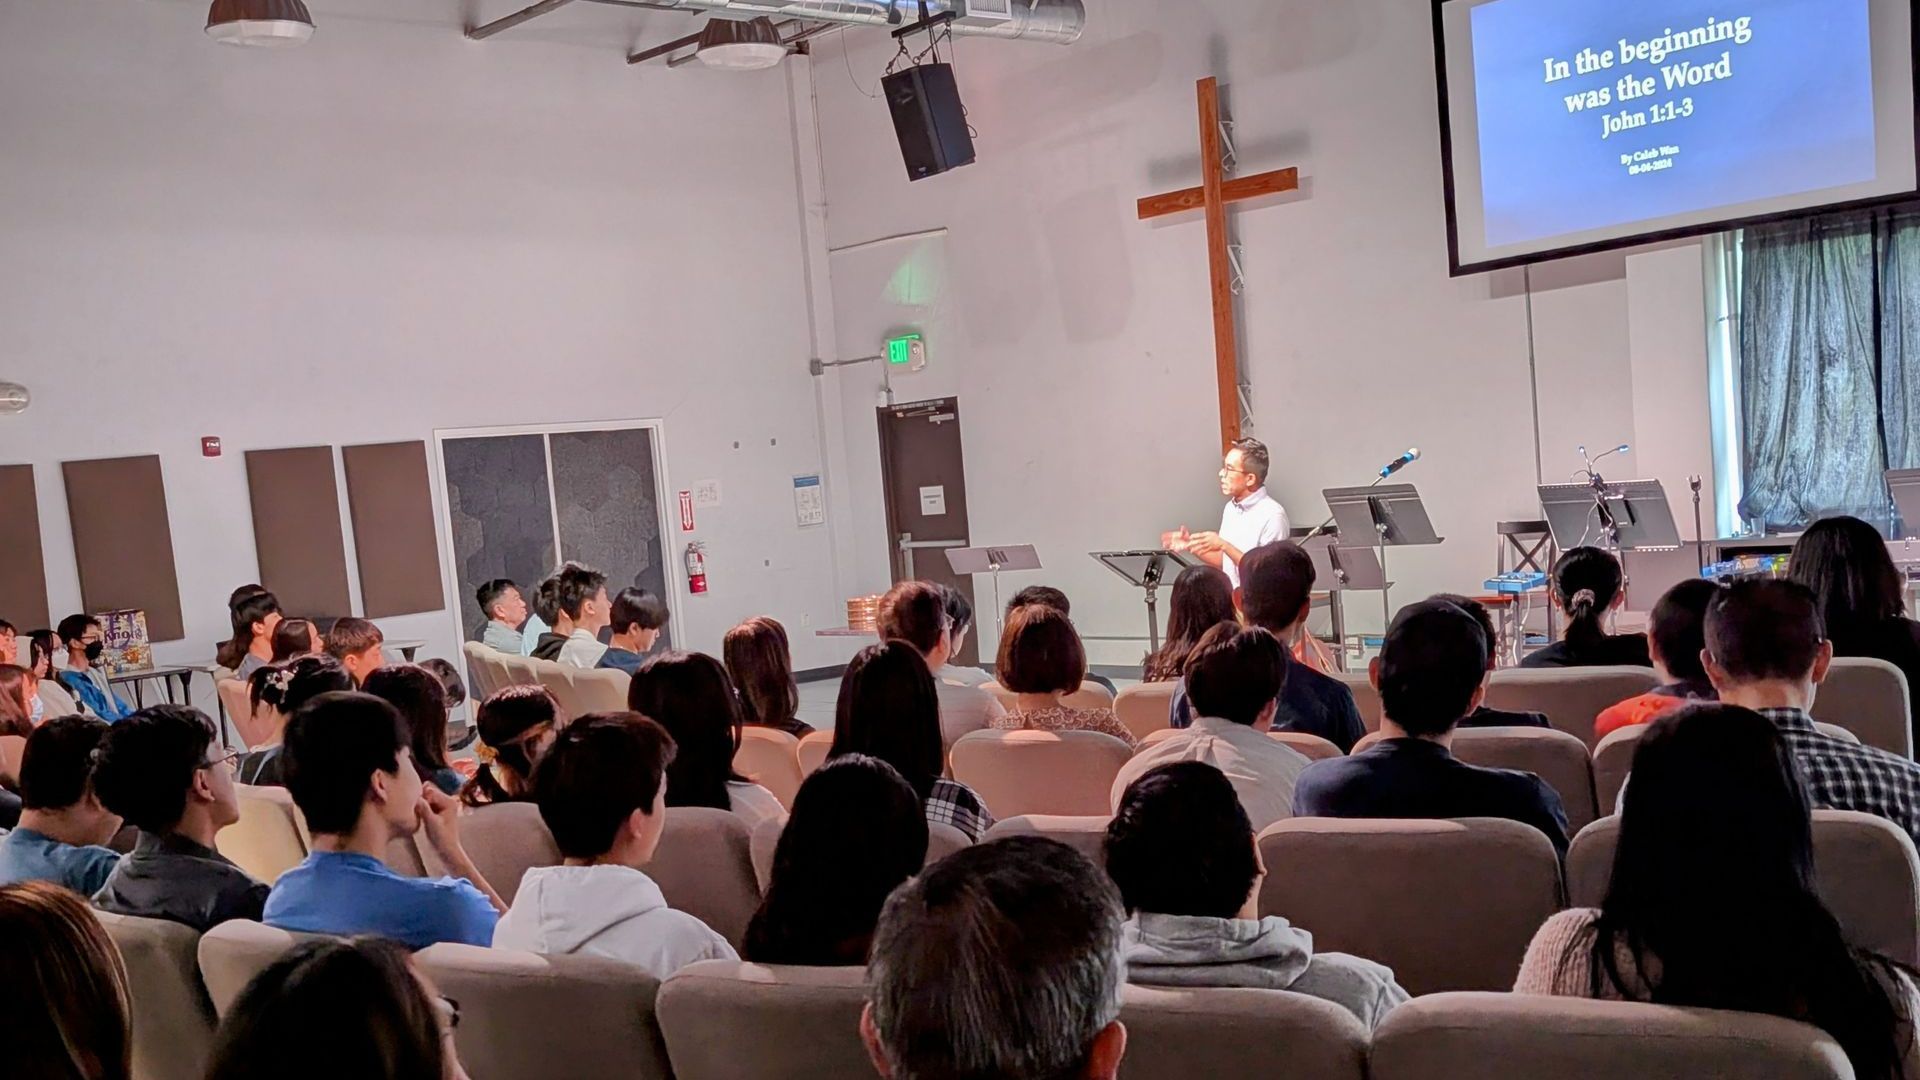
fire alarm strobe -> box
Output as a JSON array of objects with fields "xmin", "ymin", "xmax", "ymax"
[{"xmin": 202, "ymin": 437, "xmax": 223, "ymax": 457}]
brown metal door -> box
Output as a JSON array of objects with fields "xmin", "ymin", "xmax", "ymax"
[{"xmin": 878, "ymin": 397, "xmax": 978, "ymax": 665}]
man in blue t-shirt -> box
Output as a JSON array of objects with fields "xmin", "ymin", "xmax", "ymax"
[
  {"xmin": 264, "ymin": 692, "xmax": 504, "ymax": 949},
  {"xmin": 0, "ymin": 715, "xmax": 123, "ymax": 893}
]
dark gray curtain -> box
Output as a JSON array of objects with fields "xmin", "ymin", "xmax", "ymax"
[{"xmin": 1738, "ymin": 207, "xmax": 1920, "ymax": 532}]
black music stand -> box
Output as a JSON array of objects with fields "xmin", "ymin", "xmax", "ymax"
[
  {"xmin": 1091, "ymin": 550, "xmax": 1205, "ymax": 653},
  {"xmin": 1301, "ymin": 535, "xmax": 1387, "ymax": 669},
  {"xmin": 1323, "ymin": 484, "xmax": 1442, "ymax": 635},
  {"xmin": 946, "ymin": 545, "xmax": 1042, "ymax": 631},
  {"xmin": 1539, "ymin": 480, "xmax": 1682, "ymax": 555}
]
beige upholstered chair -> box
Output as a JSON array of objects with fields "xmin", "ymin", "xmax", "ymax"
[
  {"xmin": 924, "ymin": 819, "xmax": 970, "ymax": 866},
  {"xmin": 572, "ymin": 667, "xmax": 631, "ymax": 713},
  {"xmin": 656, "ymin": 962, "xmax": 1372, "ymax": 1080},
  {"xmin": 417, "ymin": 801, "xmax": 559, "ymax": 906},
  {"xmin": 216, "ymin": 678, "xmax": 271, "ymax": 749},
  {"xmin": 1567, "ymin": 810, "xmax": 1920, "ymax": 966},
  {"xmin": 751, "ymin": 817, "xmax": 971, "ymax": 890},
  {"xmin": 497, "ymin": 652, "xmax": 541, "ymax": 688},
  {"xmin": 982, "ymin": 680, "xmax": 1116, "ymax": 713},
  {"xmin": 198, "ymin": 920, "xmax": 328, "ymax": 1016},
  {"xmin": 532, "ymin": 659, "xmax": 582, "ymax": 717},
  {"xmin": 735, "ymin": 727, "xmax": 804, "ymax": 808},
  {"xmin": 1256, "ymin": 817, "xmax": 1563, "ymax": 995},
  {"xmin": 1812, "ymin": 657, "xmax": 1913, "ymax": 758},
  {"xmin": 950, "ymin": 729, "xmax": 1133, "ymax": 818},
  {"xmin": 1113, "ymin": 680, "xmax": 1178, "ymax": 741},
  {"xmin": 415, "ymin": 943, "xmax": 673, "ymax": 1080},
  {"xmin": 648, "ymin": 807, "xmax": 761, "ymax": 948},
  {"xmin": 218, "ymin": 784, "xmax": 309, "ymax": 884},
  {"xmin": 981, "ymin": 814, "xmax": 1111, "ymax": 865},
  {"xmin": 1369, "ymin": 992, "xmax": 1852, "ymax": 1080},
  {"xmin": 95, "ymin": 910, "xmax": 216, "ymax": 1080},
  {"xmin": 38, "ymin": 677, "xmax": 79, "ymax": 719},
  {"xmin": 1347, "ymin": 727, "xmax": 1597, "ymax": 832},
  {"xmin": 1591, "ymin": 723, "xmax": 1644, "ymax": 813},
  {"xmin": 1333, "ymin": 671, "xmax": 1385, "ymax": 733},
  {"xmin": 1271, "ymin": 730, "xmax": 1345, "ymax": 761},
  {"xmin": 0, "ymin": 733, "xmax": 24, "ymax": 786},
  {"xmin": 386, "ymin": 834, "xmax": 430, "ymax": 877},
  {"xmin": 461, "ymin": 642, "xmax": 501, "ymax": 701},
  {"xmin": 796, "ymin": 730, "xmax": 834, "ymax": 776},
  {"xmin": 1482, "ymin": 666, "xmax": 1661, "ymax": 747}
]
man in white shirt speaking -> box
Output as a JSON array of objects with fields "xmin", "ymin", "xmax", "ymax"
[{"xmin": 1164, "ymin": 437, "xmax": 1290, "ymax": 590}]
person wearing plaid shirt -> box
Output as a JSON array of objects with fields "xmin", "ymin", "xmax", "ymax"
[
  {"xmin": 832, "ymin": 641, "xmax": 996, "ymax": 843},
  {"xmin": 1704, "ymin": 580, "xmax": 1920, "ymax": 846}
]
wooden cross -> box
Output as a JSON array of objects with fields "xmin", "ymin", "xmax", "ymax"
[{"xmin": 1137, "ymin": 77, "xmax": 1299, "ymax": 450}]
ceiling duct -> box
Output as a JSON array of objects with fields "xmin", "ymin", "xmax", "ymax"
[{"xmin": 646, "ymin": 0, "xmax": 1082, "ymax": 45}]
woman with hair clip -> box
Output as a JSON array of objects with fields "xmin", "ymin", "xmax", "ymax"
[
  {"xmin": 1790, "ymin": 515, "xmax": 1920, "ymax": 704},
  {"xmin": 1142, "ymin": 565, "xmax": 1237, "ymax": 682},
  {"xmin": 1517, "ymin": 704, "xmax": 1920, "ymax": 1078},
  {"xmin": 217, "ymin": 586, "xmax": 284, "ymax": 680},
  {"xmin": 461, "ymin": 684, "xmax": 565, "ymax": 808},
  {"xmin": 239, "ymin": 656, "xmax": 355, "ymax": 786},
  {"xmin": 1519, "ymin": 546, "xmax": 1652, "ymax": 668},
  {"xmin": 628, "ymin": 652, "xmax": 785, "ymax": 830},
  {"xmin": 723, "ymin": 617, "xmax": 814, "ymax": 738}
]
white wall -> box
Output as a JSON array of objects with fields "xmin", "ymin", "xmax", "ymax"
[
  {"xmin": 806, "ymin": 0, "xmax": 1716, "ymax": 661},
  {"xmin": 0, "ymin": 0, "xmax": 858, "ymax": 709}
]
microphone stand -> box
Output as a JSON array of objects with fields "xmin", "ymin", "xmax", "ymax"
[{"xmin": 1690, "ymin": 475, "xmax": 1706, "ymax": 574}]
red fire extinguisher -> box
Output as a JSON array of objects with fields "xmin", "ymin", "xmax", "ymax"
[{"xmin": 686, "ymin": 541, "xmax": 708, "ymax": 595}]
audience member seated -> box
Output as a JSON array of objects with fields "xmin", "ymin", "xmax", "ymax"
[
  {"xmin": 239, "ymin": 656, "xmax": 354, "ymax": 785},
  {"xmin": 0, "ymin": 618, "xmax": 13, "ymax": 665},
  {"xmin": 1106, "ymin": 761, "xmax": 1408, "ymax": 1027},
  {"xmin": 527, "ymin": 575, "xmax": 569, "ymax": 661},
  {"xmin": 269, "ymin": 616, "xmax": 322, "ymax": 662},
  {"xmin": 0, "ymin": 880, "xmax": 132, "ymax": 1080},
  {"xmin": 461, "ymin": 684, "xmax": 564, "ymax": 809},
  {"xmin": 1520, "ymin": 546, "xmax": 1653, "ymax": 669},
  {"xmin": 265, "ymin": 692, "xmax": 504, "ymax": 948},
  {"xmin": 90, "ymin": 704, "xmax": 266, "ymax": 931},
  {"xmin": 629, "ymin": 652, "xmax": 785, "ymax": 830},
  {"xmin": 1791, "ymin": 515, "xmax": 1920, "ymax": 714},
  {"xmin": 1141, "ymin": 565, "xmax": 1236, "ymax": 683},
  {"xmin": 831, "ymin": 642, "xmax": 995, "ymax": 841},
  {"xmin": 475, "ymin": 577, "xmax": 529, "ymax": 655},
  {"xmin": 205, "ymin": 936, "xmax": 467, "ymax": 1080},
  {"xmin": 1007, "ymin": 585, "xmax": 1119, "ymax": 696},
  {"xmin": 1171, "ymin": 543, "xmax": 1365, "ymax": 751},
  {"xmin": 1595, "ymin": 578, "xmax": 1721, "ymax": 740},
  {"xmin": 598, "ymin": 587, "xmax": 670, "ymax": 675},
  {"xmin": 364, "ymin": 665, "xmax": 463, "ymax": 796},
  {"xmin": 419, "ymin": 657, "xmax": 473, "ymax": 751},
  {"xmin": 878, "ymin": 581, "xmax": 1004, "ymax": 745},
  {"xmin": 556, "ymin": 564, "xmax": 611, "ymax": 669},
  {"xmin": 744, "ymin": 754, "xmax": 928, "ymax": 966},
  {"xmin": 218, "ymin": 585, "xmax": 284, "ymax": 681},
  {"xmin": 992, "ymin": 604, "xmax": 1137, "ymax": 748},
  {"xmin": 1433, "ymin": 594, "xmax": 1548, "ymax": 728},
  {"xmin": 55, "ymin": 612, "xmax": 133, "ymax": 721},
  {"xmin": 0, "ymin": 661, "xmax": 38, "ymax": 735},
  {"xmin": 1117, "ymin": 623, "xmax": 1309, "ymax": 831},
  {"xmin": 723, "ymin": 616, "xmax": 814, "ymax": 738},
  {"xmin": 1293, "ymin": 599, "xmax": 1571, "ymax": 854},
  {"xmin": 1704, "ymin": 580, "xmax": 1920, "ymax": 846},
  {"xmin": 28, "ymin": 631, "xmax": 79, "ymax": 720},
  {"xmin": 495, "ymin": 712, "xmax": 735, "ymax": 976},
  {"xmin": 0, "ymin": 714, "xmax": 121, "ymax": 892},
  {"xmin": 324, "ymin": 617, "xmax": 388, "ymax": 686},
  {"xmin": 935, "ymin": 588, "xmax": 992, "ymax": 689},
  {"xmin": 1517, "ymin": 704, "xmax": 1920, "ymax": 1078},
  {"xmin": 863, "ymin": 836, "xmax": 1128, "ymax": 1080}
]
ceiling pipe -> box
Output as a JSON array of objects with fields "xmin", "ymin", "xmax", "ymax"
[
  {"xmin": 648, "ymin": 0, "xmax": 1083, "ymax": 44},
  {"xmin": 467, "ymin": 0, "xmax": 578, "ymax": 41}
]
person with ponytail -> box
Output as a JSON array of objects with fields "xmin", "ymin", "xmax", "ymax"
[
  {"xmin": 217, "ymin": 586, "xmax": 284, "ymax": 680},
  {"xmin": 1520, "ymin": 547, "xmax": 1652, "ymax": 669},
  {"xmin": 461, "ymin": 685, "xmax": 564, "ymax": 808}
]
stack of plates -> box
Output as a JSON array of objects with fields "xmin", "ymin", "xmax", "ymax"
[{"xmin": 846, "ymin": 595, "xmax": 883, "ymax": 632}]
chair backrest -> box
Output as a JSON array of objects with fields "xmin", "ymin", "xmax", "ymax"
[
  {"xmin": 497, "ymin": 651, "xmax": 541, "ymax": 687},
  {"xmin": 1118, "ymin": 984, "xmax": 1369, "ymax": 1079},
  {"xmin": 0, "ymin": 733, "xmax": 24, "ymax": 785},
  {"xmin": 416, "ymin": 943, "xmax": 672, "ymax": 1080},
  {"xmin": 982, "ymin": 680, "xmax": 1116, "ymax": 713},
  {"xmin": 1369, "ymin": 992, "xmax": 1852, "ymax": 1080},
  {"xmin": 386, "ymin": 834, "xmax": 429, "ymax": 877},
  {"xmin": 925, "ymin": 820, "xmax": 971, "ymax": 866},
  {"xmin": 1333, "ymin": 671, "xmax": 1385, "ymax": 733},
  {"xmin": 796, "ymin": 730, "xmax": 834, "ymax": 776},
  {"xmin": 736, "ymin": 727, "xmax": 804, "ymax": 809},
  {"xmin": 1813, "ymin": 656, "xmax": 1913, "ymax": 758},
  {"xmin": 752, "ymin": 816, "xmax": 972, "ymax": 891},
  {"xmin": 1453, "ymin": 727, "xmax": 1599, "ymax": 833},
  {"xmin": 1257, "ymin": 817, "xmax": 1563, "ymax": 995},
  {"xmin": 1113, "ymin": 680, "xmax": 1179, "ymax": 740},
  {"xmin": 1591, "ymin": 723, "xmax": 1644, "ymax": 814},
  {"xmin": 532, "ymin": 659, "xmax": 584, "ymax": 717},
  {"xmin": 197, "ymin": 920, "xmax": 329, "ymax": 1016},
  {"xmin": 461, "ymin": 642, "xmax": 500, "ymax": 701},
  {"xmin": 950, "ymin": 729, "xmax": 1134, "ymax": 818},
  {"xmin": 216, "ymin": 678, "xmax": 270, "ymax": 750},
  {"xmin": 981, "ymin": 814, "xmax": 1111, "ymax": 865},
  {"xmin": 1271, "ymin": 730, "xmax": 1344, "ymax": 761},
  {"xmin": 572, "ymin": 666, "xmax": 632, "ymax": 714},
  {"xmin": 423, "ymin": 801, "xmax": 560, "ymax": 906},
  {"xmin": 1567, "ymin": 810, "xmax": 1920, "ymax": 966},
  {"xmin": 648, "ymin": 807, "xmax": 761, "ymax": 949},
  {"xmin": 219, "ymin": 784, "xmax": 310, "ymax": 884},
  {"xmin": 1483, "ymin": 666, "xmax": 1662, "ymax": 748},
  {"xmin": 95, "ymin": 910, "xmax": 216, "ymax": 1080}
]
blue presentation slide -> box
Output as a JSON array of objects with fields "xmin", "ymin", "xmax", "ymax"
[{"xmin": 1469, "ymin": 0, "xmax": 1878, "ymax": 249}]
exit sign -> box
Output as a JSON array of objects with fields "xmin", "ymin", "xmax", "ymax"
[{"xmin": 886, "ymin": 334, "xmax": 927, "ymax": 372}]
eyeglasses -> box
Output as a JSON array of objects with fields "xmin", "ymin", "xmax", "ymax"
[
  {"xmin": 200, "ymin": 749, "xmax": 243, "ymax": 771},
  {"xmin": 1219, "ymin": 465, "xmax": 1255, "ymax": 477}
]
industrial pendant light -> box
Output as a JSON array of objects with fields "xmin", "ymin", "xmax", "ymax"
[
  {"xmin": 206, "ymin": 0, "xmax": 315, "ymax": 47},
  {"xmin": 694, "ymin": 17, "xmax": 788, "ymax": 71}
]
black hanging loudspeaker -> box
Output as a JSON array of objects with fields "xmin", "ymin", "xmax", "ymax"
[{"xmin": 883, "ymin": 62, "xmax": 976, "ymax": 181}]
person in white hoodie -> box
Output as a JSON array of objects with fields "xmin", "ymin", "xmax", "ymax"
[
  {"xmin": 1104, "ymin": 760, "xmax": 1408, "ymax": 1029},
  {"xmin": 492, "ymin": 712, "xmax": 736, "ymax": 977}
]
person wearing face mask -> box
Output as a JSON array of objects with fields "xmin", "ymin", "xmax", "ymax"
[
  {"xmin": 54, "ymin": 614, "xmax": 132, "ymax": 722},
  {"xmin": 25, "ymin": 631, "xmax": 79, "ymax": 718}
]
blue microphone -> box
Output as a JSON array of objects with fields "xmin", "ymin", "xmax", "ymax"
[{"xmin": 1379, "ymin": 447, "xmax": 1421, "ymax": 479}]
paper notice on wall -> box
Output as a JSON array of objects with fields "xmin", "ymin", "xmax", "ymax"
[
  {"xmin": 919, "ymin": 485, "xmax": 947, "ymax": 516},
  {"xmin": 793, "ymin": 475, "xmax": 825, "ymax": 527},
  {"xmin": 694, "ymin": 480, "xmax": 723, "ymax": 508}
]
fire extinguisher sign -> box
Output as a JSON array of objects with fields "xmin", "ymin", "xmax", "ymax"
[{"xmin": 677, "ymin": 490, "xmax": 695, "ymax": 532}]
